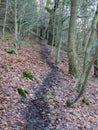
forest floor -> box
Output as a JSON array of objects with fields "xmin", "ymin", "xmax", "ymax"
[{"xmin": 0, "ymin": 34, "xmax": 98, "ymax": 130}]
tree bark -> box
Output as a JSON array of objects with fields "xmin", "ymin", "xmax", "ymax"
[
  {"xmin": 14, "ymin": 0, "xmax": 19, "ymax": 53},
  {"xmin": 45, "ymin": 0, "xmax": 60, "ymax": 45},
  {"xmin": 67, "ymin": 0, "xmax": 79, "ymax": 77},
  {"xmin": 3, "ymin": 0, "xmax": 8, "ymax": 37},
  {"xmin": 94, "ymin": 22, "xmax": 98, "ymax": 76},
  {"xmin": 66, "ymin": 4, "xmax": 98, "ymax": 107},
  {"xmin": 55, "ymin": 2, "xmax": 63, "ymax": 64}
]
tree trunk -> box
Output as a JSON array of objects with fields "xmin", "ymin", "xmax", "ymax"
[
  {"xmin": 66, "ymin": 4, "xmax": 98, "ymax": 107},
  {"xmin": 67, "ymin": 0, "xmax": 79, "ymax": 78},
  {"xmin": 3, "ymin": 0, "xmax": 8, "ymax": 37},
  {"xmin": 94, "ymin": 22, "xmax": 98, "ymax": 77},
  {"xmin": 48, "ymin": 14, "xmax": 54, "ymax": 45},
  {"xmin": 14, "ymin": 0, "xmax": 19, "ymax": 53},
  {"xmin": 55, "ymin": 2, "xmax": 63, "ymax": 64},
  {"xmin": 94, "ymin": 58, "xmax": 98, "ymax": 77},
  {"xmin": 45, "ymin": 0, "xmax": 60, "ymax": 45}
]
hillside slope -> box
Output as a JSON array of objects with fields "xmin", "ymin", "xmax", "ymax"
[{"xmin": 0, "ymin": 35, "xmax": 98, "ymax": 130}]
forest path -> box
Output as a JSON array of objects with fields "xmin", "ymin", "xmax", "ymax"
[
  {"xmin": 23, "ymin": 38, "xmax": 70, "ymax": 130},
  {"xmin": 0, "ymin": 36, "xmax": 98, "ymax": 130}
]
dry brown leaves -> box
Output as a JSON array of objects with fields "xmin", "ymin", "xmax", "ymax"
[{"xmin": 0, "ymin": 36, "xmax": 98, "ymax": 130}]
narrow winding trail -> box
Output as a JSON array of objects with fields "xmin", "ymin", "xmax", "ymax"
[{"xmin": 22, "ymin": 38, "xmax": 70, "ymax": 130}]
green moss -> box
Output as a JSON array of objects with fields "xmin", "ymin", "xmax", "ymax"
[
  {"xmin": 82, "ymin": 97, "xmax": 89, "ymax": 105},
  {"xmin": 17, "ymin": 88, "xmax": 28, "ymax": 98},
  {"xmin": 4, "ymin": 63, "xmax": 10, "ymax": 67},
  {"xmin": 5, "ymin": 48, "xmax": 16, "ymax": 54},
  {"xmin": 47, "ymin": 90, "xmax": 52, "ymax": 97},
  {"xmin": 66, "ymin": 99, "xmax": 74, "ymax": 107},
  {"xmin": 23, "ymin": 71, "xmax": 33, "ymax": 80}
]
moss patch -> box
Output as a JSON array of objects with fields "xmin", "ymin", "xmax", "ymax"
[
  {"xmin": 23, "ymin": 70, "xmax": 33, "ymax": 80},
  {"xmin": 5, "ymin": 48, "xmax": 16, "ymax": 54}
]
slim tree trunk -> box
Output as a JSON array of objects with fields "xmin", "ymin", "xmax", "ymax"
[
  {"xmin": 3, "ymin": 0, "xmax": 9, "ymax": 37},
  {"xmin": 14, "ymin": 0, "xmax": 19, "ymax": 53},
  {"xmin": 67, "ymin": 0, "xmax": 79, "ymax": 77},
  {"xmin": 94, "ymin": 22, "xmax": 98, "ymax": 77},
  {"xmin": 45, "ymin": 0, "xmax": 60, "ymax": 45},
  {"xmin": 55, "ymin": 2, "xmax": 63, "ymax": 64},
  {"xmin": 51, "ymin": 13, "xmax": 56, "ymax": 57}
]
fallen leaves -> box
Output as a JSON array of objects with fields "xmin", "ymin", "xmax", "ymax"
[{"xmin": 0, "ymin": 36, "xmax": 98, "ymax": 130}]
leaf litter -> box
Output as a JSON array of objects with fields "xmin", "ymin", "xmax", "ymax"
[{"xmin": 0, "ymin": 36, "xmax": 98, "ymax": 130}]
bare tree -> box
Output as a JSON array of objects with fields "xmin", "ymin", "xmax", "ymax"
[{"xmin": 67, "ymin": 0, "xmax": 79, "ymax": 77}]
